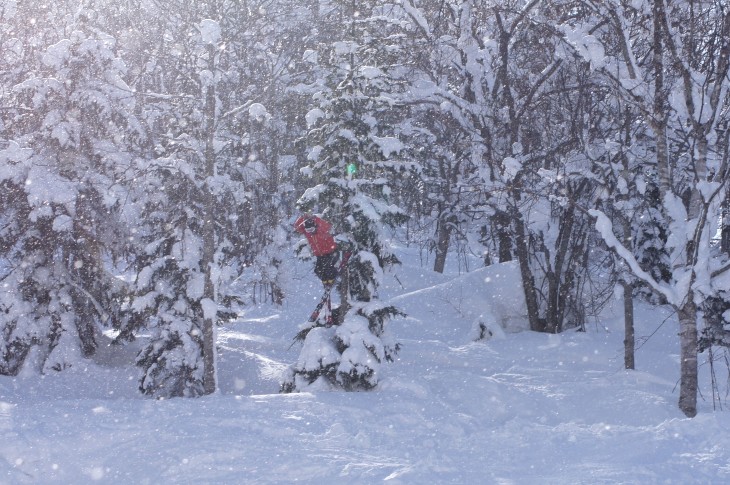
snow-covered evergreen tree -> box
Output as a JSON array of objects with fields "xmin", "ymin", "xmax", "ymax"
[
  {"xmin": 282, "ymin": 0, "xmax": 408, "ymax": 392},
  {"xmin": 224, "ymin": 0, "xmax": 320, "ymax": 305},
  {"xmin": 124, "ymin": 12, "xmax": 236, "ymax": 398},
  {"xmin": 0, "ymin": 8, "xmax": 139, "ymax": 375},
  {"xmin": 122, "ymin": 0, "xmax": 309, "ymax": 397}
]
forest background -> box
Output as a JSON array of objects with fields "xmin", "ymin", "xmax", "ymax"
[{"xmin": 2, "ymin": 0, "xmax": 730, "ymax": 419}]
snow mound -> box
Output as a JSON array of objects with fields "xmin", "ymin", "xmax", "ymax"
[{"xmin": 391, "ymin": 261, "xmax": 528, "ymax": 344}]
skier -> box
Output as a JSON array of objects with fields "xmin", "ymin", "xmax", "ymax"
[
  {"xmin": 294, "ymin": 214, "xmax": 352, "ymax": 328},
  {"xmin": 294, "ymin": 214, "xmax": 340, "ymax": 286}
]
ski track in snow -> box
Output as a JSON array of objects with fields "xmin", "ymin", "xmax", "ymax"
[{"xmin": 3, "ymin": 248, "xmax": 730, "ymax": 483}]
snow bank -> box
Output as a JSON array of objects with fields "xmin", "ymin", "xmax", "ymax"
[{"xmin": 390, "ymin": 261, "xmax": 528, "ymax": 344}]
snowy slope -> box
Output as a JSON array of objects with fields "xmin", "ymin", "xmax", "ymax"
[{"xmin": 2, "ymin": 246, "xmax": 730, "ymax": 484}]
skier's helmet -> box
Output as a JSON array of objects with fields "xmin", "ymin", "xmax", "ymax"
[{"xmin": 304, "ymin": 217, "xmax": 316, "ymax": 234}]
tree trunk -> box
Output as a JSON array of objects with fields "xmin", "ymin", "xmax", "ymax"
[
  {"xmin": 433, "ymin": 216, "xmax": 452, "ymax": 274},
  {"xmin": 652, "ymin": 0, "xmax": 671, "ymax": 200},
  {"xmin": 201, "ymin": 248, "xmax": 217, "ymax": 396},
  {"xmin": 622, "ymin": 280, "xmax": 635, "ymax": 370},
  {"xmin": 545, "ymin": 201, "xmax": 579, "ymax": 333},
  {"xmin": 619, "ymin": 210, "xmax": 635, "ymax": 370},
  {"xmin": 722, "ymin": 192, "xmax": 730, "ymax": 256},
  {"xmin": 200, "ymin": 43, "xmax": 218, "ymax": 395},
  {"xmin": 677, "ymin": 293, "xmax": 698, "ymax": 417},
  {"xmin": 337, "ymin": 253, "xmax": 351, "ymax": 325},
  {"xmin": 511, "ymin": 201, "xmax": 541, "ymax": 331},
  {"xmin": 494, "ymin": 210, "xmax": 513, "ymax": 263}
]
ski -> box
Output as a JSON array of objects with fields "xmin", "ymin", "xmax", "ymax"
[
  {"xmin": 307, "ymin": 249, "xmax": 352, "ymax": 324},
  {"xmin": 308, "ymin": 284, "xmax": 334, "ymax": 323}
]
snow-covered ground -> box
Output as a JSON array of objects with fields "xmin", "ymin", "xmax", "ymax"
[{"xmin": 3, "ymin": 246, "xmax": 730, "ymax": 484}]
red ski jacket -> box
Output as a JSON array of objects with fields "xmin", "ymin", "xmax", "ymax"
[{"xmin": 294, "ymin": 215, "xmax": 337, "ymax": 256}]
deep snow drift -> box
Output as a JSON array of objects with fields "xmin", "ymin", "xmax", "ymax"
[{"xmin": 2, "ymin": 245, "xmax": 730, "ymax": 484}]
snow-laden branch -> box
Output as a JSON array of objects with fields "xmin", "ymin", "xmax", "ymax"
[
  {"xmin": 399, "ymin": 0, "xmax": 431, "ymax": 38},
  {"xmin": 220, "ymin": 100, "xmax": 255, "ymax": 120},
  {"xmin": 515, "ymin": 59, "xmax": 563, "ymax": 123},
  {"xmin": 588, "ymin": 209, "xmax": 678, "ymax": 305},
  {"xmin": 66, "ymin": 278, "xmax": 110, "ymax": 325},
  {"xmin": 508, "ymin": 0, "xmax": 541, "ymax": 35}
]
